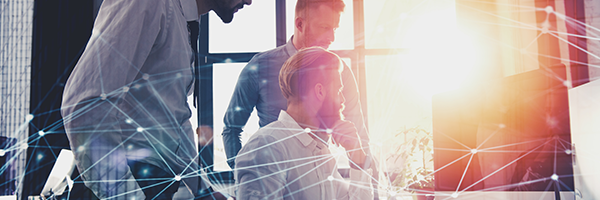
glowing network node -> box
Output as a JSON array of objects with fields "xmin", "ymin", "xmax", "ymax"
[
  {"xmin": 21, "ymin": 143, "xmax": 28, "ymax": 149},
  {"xmin": 0, "ymin": 149, "xmax": 5, "ymax": 157},
  {"xmin": 551, "ymin": 174, "xmax": 559, "ymax": 181},
  {"xmin": 327, "ymin": 175, "xmax": 334, "ymax": 181},
  {"xmin": 326, "ymin": 129, "xmax": 333, "ymax": 134},
  {"xmin": 38, "ymin": 131, "xmax": 45, "ymax": 136},
  {"xmin": 563, "ymin": 80, "xmax": 572, "ymax": 88},
  {"xmin": 174, "ymin": 175, "xmax": 181, "ymax": 181},
  {"xmin": 304, "ymin": 128, "xmax": 311, "ymax": 133},
  {"xmin": 224, "ymin": 58, "xmax": 233, "ymax": 63},
  {"xmin": 471, "ymin": 149, "xmax": 478, "ymax": 154},
  {"xmin": 234, "ymin": 106, "xmax": 242, "ymax": 111},
  {"xmin": 133, "ymin": 84, "xmax": 141, "ymax": 89},
  {"xmin": 451, "ymin": 192, "xmax": 459, "ymax": 198},
  {"xmin": 77, "ymin": 146, "xmax": 85, "ymax": 152},
  {"xmin": 249, "ymin": 65, "xmax": 257, "ymax": 71},
  {"xmin": 541, "ymin": 20, "xmax": 550, "ymax": 34},
  {"xmin": 176, "ymin": 73, "xmax": 182, "ymax": 78},
  {"xmin": 498, "ymin": 124, "xmax": 506, "ymax": 129},
  {"xmin": 142, "ymin": 73, "xmax": 150, "ymax": 80},
  {"xmin": 127, "ymin": 145, "xmax": 133, "ymax": 150},
  {"xmin": 100, "ymin": 93, "xmax": 107, "ymax": 100},
  {"xmin": 125, "ymin": 118, "xmax": 133, "ymax": 124},
  {"xmin": 26, "ymin": 114, "xmax": 34, "ymax": 121},
  {"xmin": 262, "ymin": 79, "xmax": 267, "ymax": 84},
  {"xmin": 565, "ymin": 149, "xmax": 572, "ymax": 155},
  {"xmin": 137, "ymin": 127, "xmax": 145, "ymax": 132},
  {"xmin": 545, "ymin": 6, "xmax": 554, "ymax": 14},
  {"xmin": 122, "ymin": 86, "xmax": 130, "ymax": 93},
  {"xmin": 37, "ymin": 153, "xmax": 44, "ymax": 160}
]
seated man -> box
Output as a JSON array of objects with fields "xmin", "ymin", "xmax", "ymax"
[{"xmin": 235, "ymin": 47, "xmax": 373, "ymax": 200}]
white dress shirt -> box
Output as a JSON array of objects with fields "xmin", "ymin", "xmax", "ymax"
[{"xmin": 235, "ymin": 111, "xmax": 373, "ymax": 200}]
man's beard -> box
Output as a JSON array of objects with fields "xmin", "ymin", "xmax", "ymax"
[
  {"xmin": 305, "ymin": 34, "xmax": 331, "ymax": 49},
  {"xmin": 304, "ymin": 26, "xmax": 332, "ymax": 49},
  {"xmin": 213, "ymin": 2, "xmax": 243, "ymax": 23},
  {"xmin": 317, "ymin": 97, "xmax": 344, "ymax": 129}
]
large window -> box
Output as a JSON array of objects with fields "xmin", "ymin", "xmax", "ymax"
[
  {"xmin": 209, "ymin": 0, "xmax": 276, "ymax": 53},
  {"xmin": 197, "ymin": 0, "xmax": 461, "ymax": 188}
]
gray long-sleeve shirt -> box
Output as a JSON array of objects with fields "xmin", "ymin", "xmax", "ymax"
[
  {"xmin": 61, "ymin": 0, "xmax": 200, "ymax": 198},
  {"xmin": 222, "ymin": 38, "xmax": 370, "ymax": 168}
]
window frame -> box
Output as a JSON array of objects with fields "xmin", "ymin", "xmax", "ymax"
[{"xmin": 195, "ymin": 0, "xmax": 407, "ymax": 182}]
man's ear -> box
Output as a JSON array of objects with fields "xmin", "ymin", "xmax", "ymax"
[
  {"xmin": 295, "ymin": 17, "xmax": 304, "ymax": 33},
  {"xmin": 314, "ymin": 83, "xmax": 326, "ymax": 101}
]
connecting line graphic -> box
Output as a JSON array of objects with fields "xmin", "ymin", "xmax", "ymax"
[
  {"xmin": 4, "ymin": 1, "xmax": 600, "ymax": 199},
  {"xmin": 439, "ymin": 138, "xmax": 555, "ymax": 200},
  {"xmin": 260, "ymin": 154, "xmax": 336, "ymax": 199}
]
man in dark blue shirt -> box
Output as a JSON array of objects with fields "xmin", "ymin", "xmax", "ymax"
[{"xmin": 222, "ymin": 0, "xmax": 372, "ymax": 172}]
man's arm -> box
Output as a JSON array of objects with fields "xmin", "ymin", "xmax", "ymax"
[
  {"xmin": 222, "ymin": 60, "xmax": 260, "ymax": 169},
  {"xmin": 62, "ymin": 0, "xmax": 166, "ymax": 199},
  {"xmin": 340, "ymin": 63, "xmax": 370, "ymax": 150},
  {"xmin": 339, "ymin": 63, "xmax": 380, "ymax": 197},
  {"xmin": 331, "ymin": 120, "xmax": 374, "ymax": 200}
]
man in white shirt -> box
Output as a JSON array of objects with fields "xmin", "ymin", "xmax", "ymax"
[
  {"xmin": 235, "ymin": 47, "xmax": 373, "ymax": 200},
  {"xmin": 61, "ymin": 0, "xmax": 250, "ymax": 199}
]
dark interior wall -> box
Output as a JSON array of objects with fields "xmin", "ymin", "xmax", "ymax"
[{"xmin": 24, "ymin": 0, "xmax": 93, "ymax": 198}]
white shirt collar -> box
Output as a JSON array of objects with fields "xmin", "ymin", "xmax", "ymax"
[{"xmin": 278, "ymin": 110, "xmax": 328, "ymax": 147}]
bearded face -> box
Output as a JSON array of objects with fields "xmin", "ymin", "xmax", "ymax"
[
  {"xmin": 213, "ymin": 0, "xmax": 248, "ymax": 23},
  {"xmin": 317, "ymin": 79, "xmax": 345, "ymax": 129},
  {"xmin": 302, "ymin": 5, "xmax": 341, "ymax": 49}
]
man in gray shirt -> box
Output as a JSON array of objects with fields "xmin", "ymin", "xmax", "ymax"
[
  {"xmin": 235, "ymin": 47, "xmax": 373, "ymax": 200},
  {"xmin": 222, "ymin": 0, "xmax": 373, "ymax": 172},
  {"xmin": 61, "ymin": 0, "xmax": 251, "ymax": 199}
]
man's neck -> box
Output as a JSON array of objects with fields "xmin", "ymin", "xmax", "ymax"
[
  {"xmin": 286, "ymin": 104, "xmax": 330, "ymax": 142},
  {"xmin": 291, "ymin": 34, "xmax": 304, "ymax": 50},
  {"xmin": 286, "ymin": 104, "xmax": 319, "ymax": 130}
]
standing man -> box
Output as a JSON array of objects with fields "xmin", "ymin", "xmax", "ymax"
[
  {"xmin": 61, "ymin": 0, "xmax": 251, "ymax": 199},
  {"xmin": 223, "ymin": 0, "xmax": 372, "ymax": 171},
  {"xmin": 235, "ymin": 47, "xmax": 373, "ymax": 199}
]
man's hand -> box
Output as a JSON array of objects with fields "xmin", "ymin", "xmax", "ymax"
[
  {"xmin": 331, "ymin": 120, "xmax": 367, "ymax": 169},
  {"xmin": 197, "ymin": 125, "xmax": 214, "ymax": 146}
]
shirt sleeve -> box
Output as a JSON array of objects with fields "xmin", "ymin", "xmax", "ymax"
[
  {"xmin": 340, "ymin": 62, "xmax": 380, "ymax": 191},
  {"xmin": 63, "ymin": 0, "xmax": 165, "ymax": 107},
  {"xmin": 340, "ymin": 62, "xmax": 370, "ymax": 148},
  {"xmin": 62, "ymin": 0, "xmax": 167, "ymax": 198},
  {"xmin": 347, "ymin": 167, "xmax": 374, "ymax": 200},
  {"xmin": 222, "ymin": 58, "xmax": 261, "ymax": 168},
  {"xmin": 235, "ymin": 134, "xmax": 288, "ymax": 200}
]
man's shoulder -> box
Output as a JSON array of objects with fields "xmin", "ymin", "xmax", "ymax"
[
  {"xmin": 239, "ymin": 121, "xmax": 291, "ymax": 155},
  {"xmin": 248, "ymin": 44, "xmax": 289, "ymax": 64},
  {"xmin": 247, "ymin": 121, "xmax": 287, "ymax": 140}
]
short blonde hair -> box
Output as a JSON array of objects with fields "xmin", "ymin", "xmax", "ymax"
[
  {"xmin": 295, "ymin": 0, "xmax": 345, "ymax": 18},
  {"xmin": 279, "ymin": 47, "xmax": 342, "ymax": 103}
]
